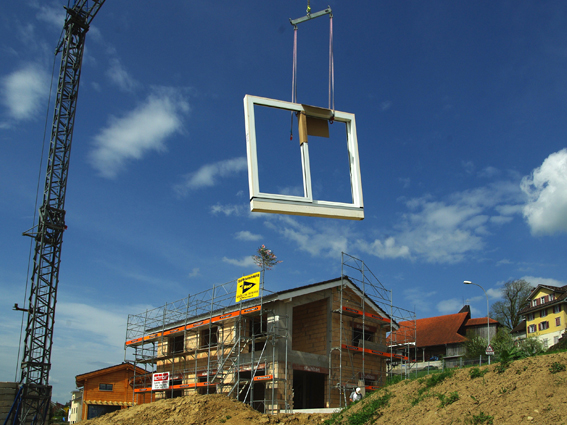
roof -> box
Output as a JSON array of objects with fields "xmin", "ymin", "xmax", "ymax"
[
  {"xmin": 149, "ymin": 276, "xmax": 397, "ymax": 332},
  {"xmin": 76, "ymin": 362, "xmax": 146, "ymax": 387},
  {"xmin": 519, "ymin": 284, "xmax": 567, "ymax": 315},
  {"xmin": 389, "ymin": 311, "xmax": 470, "ymax": 348},
  {"xmin": 510, "ymin": 319, "xmax": 526, "ymax": 334},
  {"xmin": 465, "ymin": 317, "xmax": 499, "ymax": 327}
]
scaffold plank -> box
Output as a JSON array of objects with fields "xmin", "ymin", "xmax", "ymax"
[
  {"xmin": 341, "ymin": 344, "xmax": 408, "ymax": 361},
  {"xmin": 134, "ymin": 381, "xmax": 216, "ymax": 393},
  {"xmin": 126, "ymin": 305, "xmax": 262, "ymax": 346},
  {"xmin": 335, "ymin": 306, "xmax": 391, "ymax": 324}
]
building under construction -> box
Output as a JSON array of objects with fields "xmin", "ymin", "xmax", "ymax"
[{"xmin": 124, "ymin": 254, "xmax": 416, "ymax": 412}]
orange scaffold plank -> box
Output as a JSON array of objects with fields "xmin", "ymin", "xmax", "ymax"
[
  {"xmin": 126, "ymin": 305, "xmax": 262, "ymax": 346},
  {"xmin": 341, "ymin": 344, "xmax": 408, "ymax": 361}
]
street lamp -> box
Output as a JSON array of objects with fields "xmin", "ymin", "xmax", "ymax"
[{"xmin": 464, "ymin": 280, "xmax": 491, "ymax": 364}]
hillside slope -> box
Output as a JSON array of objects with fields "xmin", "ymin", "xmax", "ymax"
[
  {"xmin": 332, "ymin": 351, "xmax": 567, "ymax": 425},
  {"xmin": 82, "ymin": 351, "xmax": 567, "ymax": 425}
]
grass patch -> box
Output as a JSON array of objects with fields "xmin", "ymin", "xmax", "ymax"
[
  {"xmin": 469, "ymin": 367, "xmax": 488, "ymax": 379},
  {"xmin": 494, "ymin": 364, "xmax": 507, "ymax": 374},
  {"xmin": 411, "ymin": 369, "xmax": 454, "ymax": 406},
  {"xmin": 324, "ymin": 390, "xmax": 393, "ymax": 425},
  {"xmin": 468, "ymin": 411, "xmax": 494, "ymax": 424},
  {"xmin": 549, "ymin": 362, "xmax": 566, "ymax": 374},
  {"xmin": 437, "ymin": 391, "xmax": 459, "ymax": 408}
]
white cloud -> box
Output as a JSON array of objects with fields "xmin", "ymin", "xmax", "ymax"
[
  {"xmin": 210, "ymin": 203, "xmax": 248, "ymax": 217},
  {"xmin": 35, "ymin": 4, "xmax": 66, "ymax": 29},
  {"xmin": 188, "ymin": 267, "xmax": 200, "ymax": 278},
  {"xmin": 372, "ymin": 181, "xmax": 524, "ymax": 264},
  {"xmin": 222, "ymin": 256, "xmax": 255, "ymax": 267},
  {"xmin": 462, "ymin": 160, "xmax": 474, "ymax": 175},
  {"xmin": 234, "ymin": 230, "xmax": 262, "ymax": 241},
  {"xmin": 520, "ymin": 275, "xmax": 565, "ymax": 288},
  {"xmin": 266, "ymin": 216, "xmax": 349, "ymax": 258},
  {"xmin": 106, "ymin": 58, "xmax": 139, "ymax": 92},
  {"xmin": 478, "ymin": 166, "xmax": 500, "ymax": 179},
  {"xmin": 175, "ymin": 157, "xmax": 247, "ymax": 195},
  {"xmin": 486, "ymin": 288, "xmax": 503, "ymax": 299},
  {"xmin": 47, "ymin": 301, "xmax": 155, "ymax": 402},
  {"xmin": 57, "ymin": 302, "xmax": 126, "ymax": 348},
  {"xmin": 437, "ymin": 298, "xmax": 463, "ymax": 315},
  {"xmin": 1, "ymin": 64, "xmax": 49, "ymax": 121},
  {"xmin": 521, "ymin": 148, "xmax": 567, "ymax": 235},
  {"xmin": 89, "ymin": 88, "xmax": 189, "ymax": 178},
  {"xmin": 403, "ymin": 287, "xmax": 437, "ymax": 315},
  {"xmin": 356, "ymin": 237, "xmax": 410, "ymax": 260}
]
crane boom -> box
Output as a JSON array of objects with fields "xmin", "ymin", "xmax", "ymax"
[{"xmin": 13, "ymin": 1, "xmax": 105, "ymax": 424}]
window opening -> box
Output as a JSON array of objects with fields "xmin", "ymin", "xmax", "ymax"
[
  {"xmin": 98, "ymin": 384, "xmax": 113, "ymax": 391},
  {"xmin": 353, "ymin": 327, "xmax": 374, "ymax": 347},
  {"xmin": 255, "ymin": 104, "xmax": 304, "ymax": 196},
  {"xmin": 200, "ymin": 326, "xmax": 218, "ymax": 349},
  {"xmin": 168, "ymin": 335, "xmax": 185, "ymax": 355}
]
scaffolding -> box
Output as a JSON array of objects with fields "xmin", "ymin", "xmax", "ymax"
[
  {"xmin": 124, "ymin": 254, "xmax": 415, "ymax": 412},
  {"xmin": 124, "ymin": 278, "xmax": 290, "ymax": 413},
  {"xmin": 329, "ymin": 253, "xmax": 417, "ymax": 407}
]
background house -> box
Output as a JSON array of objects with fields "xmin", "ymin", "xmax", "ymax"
[
  {"xmin": 68, "ymin": 389, "xmax": 82, "ymax": 424},
  {"xmin": 519, "ymin": 284, "xmax": 567, "ymax": 348},
  {"xmin": 510, "ymin": 320, "xmax": 527, "ymax": 343},
  {"xmin": 389, "ymin": 306, "xmax": 499, "ymax": 368},
  {"xmin": 75, "ymin": 362, "xmax": 154, "ymax": 421}
]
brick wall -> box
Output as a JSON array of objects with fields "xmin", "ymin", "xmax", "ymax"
[{"xmin": 292, "ymin": 299, "xmax": 328, "ymax": 355}]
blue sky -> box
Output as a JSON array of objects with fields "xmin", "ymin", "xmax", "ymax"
[{"xmin": 1, "ymin": 1, "xmax": 567, "ymax": 402}]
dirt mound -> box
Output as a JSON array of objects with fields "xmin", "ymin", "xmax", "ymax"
[
  {"xmin": 333, "ymin": 351, "xmax": 567, "ymax": 425},
  {"xmin": 83, "ymin": 351, "xmax": 567, "ymax": 425},
  {"xmin": 81, "ymin": 393, "xmax": 328, "ymax": 425}
]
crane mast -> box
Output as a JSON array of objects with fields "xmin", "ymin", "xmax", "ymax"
[{"xmin": 14, "ymin": 1, "xmax": 105, "ymax": 424}]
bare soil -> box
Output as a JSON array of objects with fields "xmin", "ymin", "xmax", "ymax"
[{"xmin": 82, "ymin": 351, "xmax": 567, "ymax": 425}]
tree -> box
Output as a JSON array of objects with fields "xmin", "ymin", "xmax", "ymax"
[
  {"xmin": 252, "ymin": 245, "xmax": 282, "ymax": 271},
  {"xmin": 464, "ymin": 334, "xmax": 487, "ymax": 359},
  {"xmin": 490, "ymin": 279, "xmax": 532, "ymax": 329}
]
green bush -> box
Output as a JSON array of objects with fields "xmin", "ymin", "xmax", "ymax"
[{"xmin": 517, "ymin": 337, "xmax": 545, "ymax": 357}]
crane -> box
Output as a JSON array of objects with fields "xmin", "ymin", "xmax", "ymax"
[{"xmin": 8, "ymin": 1, "xmax": 105, "ymax": 424}]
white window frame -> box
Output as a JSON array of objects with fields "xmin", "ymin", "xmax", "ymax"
[{"xmin": 244, "ymin": 95, "xmax": 364, "ymax": 220}]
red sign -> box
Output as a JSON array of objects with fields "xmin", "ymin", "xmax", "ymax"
[{"xmin": 152, "ymin": 372, "xmax": 170, "ymax": 390}]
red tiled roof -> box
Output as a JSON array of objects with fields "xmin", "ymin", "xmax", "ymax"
[
  {"xmin": 465, "ymin": 317, "xmax": 499, "ymax": 327},
  {"xmin": 388, "ymin": 312, "xmax": 470, "ymax": 348}
]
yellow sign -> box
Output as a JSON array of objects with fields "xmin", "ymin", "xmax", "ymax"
[{"xmin": 236, "ymin": 272, "xmax": 261, "ymax": 302}]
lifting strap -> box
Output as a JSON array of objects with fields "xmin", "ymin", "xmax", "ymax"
[{"xmin": 289, "ymin": 5, "xmax": 334, "ymax": 140}]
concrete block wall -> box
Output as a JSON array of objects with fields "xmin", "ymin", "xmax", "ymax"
[{"xmin": 0, "ymin": 382, "xmax": 18, "ymax": 425}]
